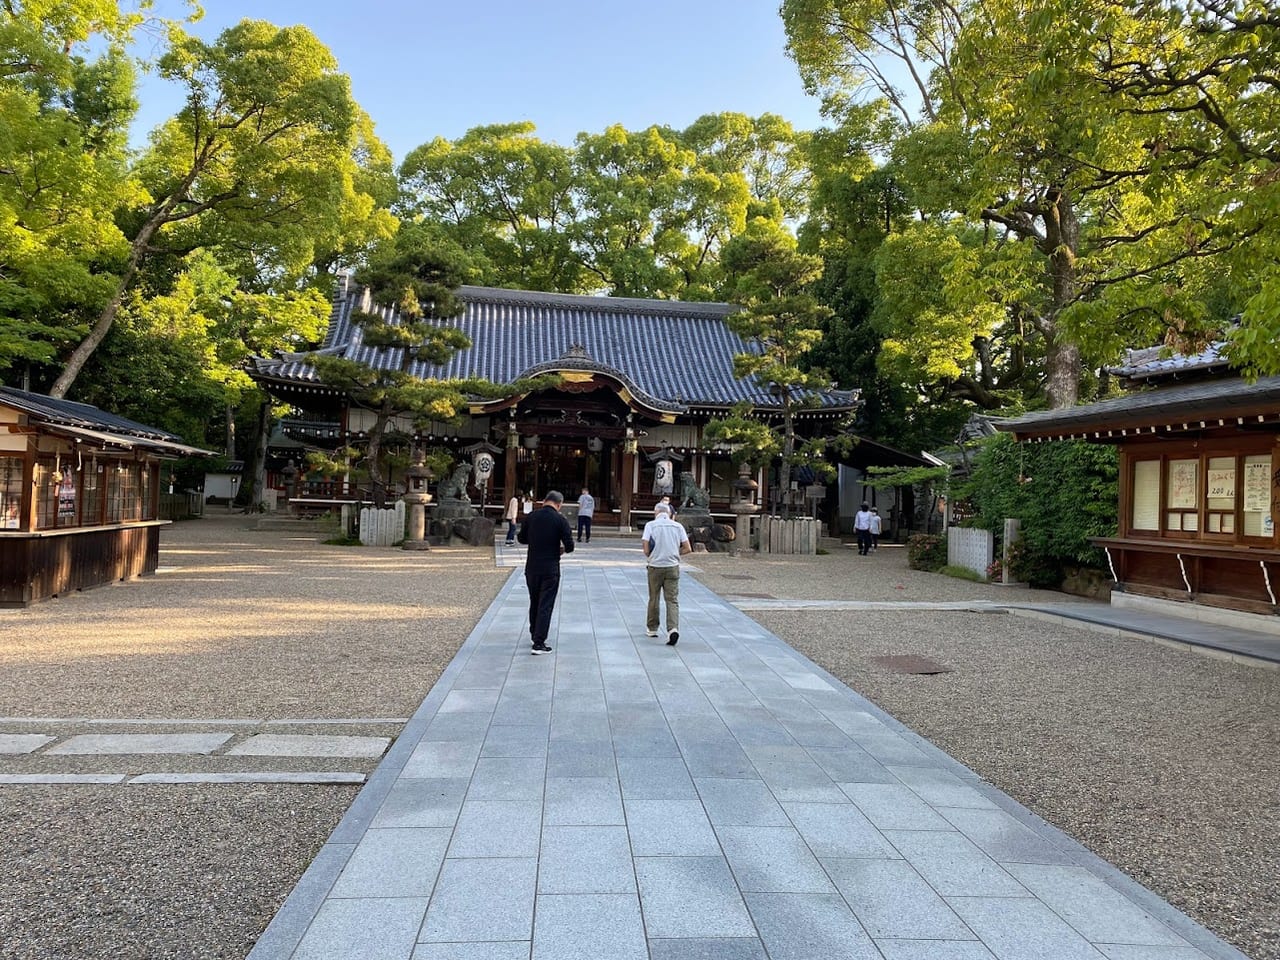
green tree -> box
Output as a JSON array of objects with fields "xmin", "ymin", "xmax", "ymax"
[
  {"xmin": 48, "ymin": 18, "xmax": 390, "ymax": 397},
  {"xmin": 308, "ymin": 229, "xmax": 553, "ymax": 507},
  {"xmin": 397, "ymin": 122, "xmax": 583, "ymax": 292},
  {"xmin": 708, "ymin": 218, "xmax": 847, "ymax": 513},
  {"xmin": 0, "ymin": 1, "xmax": 153, "ymax": 377}
]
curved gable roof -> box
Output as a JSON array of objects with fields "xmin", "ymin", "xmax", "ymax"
[{"xmin": 252, "ymin": 284, "xmax": 857, "ymax": 415}]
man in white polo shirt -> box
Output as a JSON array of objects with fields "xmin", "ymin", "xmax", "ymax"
[{"xmin": 641, "ymin": 502, "xmax": 691, "ymax": 645}]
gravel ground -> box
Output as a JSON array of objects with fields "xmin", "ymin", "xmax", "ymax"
[
  {"xmin": 694, "ymin": 545, "xmax": 1280, "ymax": 960},
  {"xmin": 0, "ymin": 513, "xmax": 509, "ymax": 960}
]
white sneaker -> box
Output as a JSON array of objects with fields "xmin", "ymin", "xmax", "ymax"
[{"xmin": 645, "ymin": 629, "xmax": 658, "ymax": 637}]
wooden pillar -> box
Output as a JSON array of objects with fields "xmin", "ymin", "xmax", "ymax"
[
  {"xmin": 504, "ymin": 440, "xmax": 517, "ymax": 501},
  {"xmin": 619, "ymin": 450, "xmax": 635, "ymax": 531}
]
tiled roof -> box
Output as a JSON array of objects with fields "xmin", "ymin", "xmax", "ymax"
[
  {"xmin": 1108, "ymin": 342, "xmax": 1230, "ymax": 380},
  {"xmin": 250, "ymin": 285, "xmax": 857, "ymax": 414},
  {"xmin": 0, "ymin": 386, "xmax": 212, "ymax": 456},
  {"xmin": 997, "ymin": 376, "xmax": 1280, "ymax": 439}
]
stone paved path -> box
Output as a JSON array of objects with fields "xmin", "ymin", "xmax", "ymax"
[{"xmin": 249, "ymin": 542, "xmax": 1248, "ymax": 960}]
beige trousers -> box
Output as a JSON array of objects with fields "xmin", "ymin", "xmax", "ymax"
[{"xmin": 646, "ymin": 565, "xmax": 680, "ymax": 632}]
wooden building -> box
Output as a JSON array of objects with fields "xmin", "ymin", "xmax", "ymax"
[
  {"xmin": 998, "ymin": 344, "xmax": 1280, "ymax": 620},
  {"xmin": 249, "ymin": 280, "xmax": 859, "ymax": 529},
  {"xmin": 0, "ymin": 387, "xmax": 209, "ymax": 606}
]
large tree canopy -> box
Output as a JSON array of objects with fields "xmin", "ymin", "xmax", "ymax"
[
  {"xmin": 784, "ymin": 0, "xmax": 1280, "ymax": 412},
  {"xmin": 396, "ymin": 114, "xmax": 809, "ymax": 300}
]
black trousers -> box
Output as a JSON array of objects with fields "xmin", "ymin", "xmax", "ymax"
[
  {"xmin": 856, "ymin": 529, "xmax": 872, "ymax": 554},
  {"xmin": 525, "ymin": 570, "xmax": 561, "ymax": 646},
  {"xmin": 577, "ymin": 515, "xmax": 592, "ymax": 541}
]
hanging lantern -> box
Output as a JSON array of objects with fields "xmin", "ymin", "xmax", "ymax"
[{"xmin": 587, "ymin": 436, "xmax": 604, "ymax": 453}]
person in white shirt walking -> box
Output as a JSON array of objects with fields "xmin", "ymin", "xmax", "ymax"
[
  {"xmin": 576, "ymin": 487, "xmax": 595, "ymax": 543},
  {"xmin": 854, "ymin": 502, "xmax": 874, "ymax": 555},
  {"xmin": 504, "ymin": 493, "xmax": 521, "ymax": 544},
  {"xmin": 641, "ymin": 502, "xmax": 691, "ymax": 645},
  {"xmin": 869, "ymin": 507, "xmax": 882, "ymax": 551}
]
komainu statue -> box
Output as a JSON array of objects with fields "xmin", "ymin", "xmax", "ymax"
[
  {"xmin": 437, "ymin": 463, "xmax": 472, "ymax": 502},
  {"xmin": 678, "ymin": 471, "xmax": 711, "ymax": 512}
]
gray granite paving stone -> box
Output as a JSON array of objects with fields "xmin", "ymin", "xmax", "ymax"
[
  {"xmin": 752, "ymin": 760, "xmax": 846, "ymax": 802},
  {"xmin": 482, "ymin": 724, "xmax": 550, "ymax": 758},
  {"xmin": 625, "ymin": 798, "xmax": 721, "ymax": 856},
  {"xmin": 545, "ymin": 739, "xmax": 615, "ymax": 777},
  {"xmin": 423, "ymin": 711, "xmax": 492, "ymax": 742},
  {"xmin": 448, "ymin": 800, "xmax": 542, "ymax": 858},
  {"xmin": 543, "ymin": 776, "xmax": 624, "ymax": 825},
  {"xmin": 823, "ymin": 858, "xmax": 974, "ymax": 940},
  {"xmin": 782, "ymin": 802, "xmax": 900, "ymax": 859},
  {"xmin": 635, "ymin": 857, "xmax": 756, "ymax": 939},
  {"xmin": 887, "ymin": 765, "xmax": 999, "ymax": 808},
  {"xmin": 885, "ymin": 830, "xmax": 1029, "ymax": 898},
  {"xmin": 468, "ymin": 757, "xmax": 547, "ymax": 801},
  {"xmin": 855, "ymin": 734, "xmax": 937, "ymax": 767},
  {"xmin": 840, "ymin": 783, "xmax": 953, "ymax": 830},
  {"xmin": 744, "ymin": 892, "xmax": 880, "ymax": 960},
  {"xmin": 1005, "ymin": 863, "xmax": 1191, "ymax": 945},
  {"xmin": 0, "ymin": 733, "xmax": 54, "ymax": 753},
  {"xmin": 938, "ymin": 806, "xmax": 1077, "ymax": 864},
  {"xmin": 414, "ymin": 942, "xmax": 531, "ymax": 960},
  {"xmin": 873, "ymin": 942, "xmax": 997, "ymax": 960},
  {"xmin": 420, "ymin": 857, "xmax": 537, "ymax": 943},
  {"xmin": 371, "ymin": 778, "xmax": 470, "ymax": 829},
  {"xmin": 293, "ymin": 897, "xmax": 428, "ymax": 960},
  {"xmin": 0, "ymin": 773, "xmax": 125, "ymax": 784},
  {"xmin": 227, "ymin": 734, "xmax": 390, "ymax": 758},
  {"xmin": 538, "ymin": 825, "xmax": 635, "ymax": 894},
  {"xmin": 647, "ymin": 939, "xmax": 768, "ymax": 960},
  {"xmin": 532, "ymin": 893, "xmax": 647, "ymax": 960},
  {"xmin": 945, "ymin": 897, "xmax": 1109, "ymax": 959},
  {"xmin": 680, "ymin": 740, "xmax": 758, "ymax": 778},
  {"xmin": 329, "ymin": 827, "xmax": 450, "ymax": 898},
  {"xmin": 438, "ymin": 688, "xmax": 501, "ymax": 713},
  {"xmin": 1094, "ymin": 947, "xmax": 1212, "ymax": 959},
  {"xmin": 129, "ymin": 772, "xmax": 366, "ymax": 785},
  {"xmin": 45, "ymin": 733, "xmax": 232, "ymax": 755},
  {"xmin": 805, "ymin": 745, "xmax": 899, "ymax": 784},
  {"xmin": 402, "ymin": 738, "xmax": 482, "ymax": 778},
  {"xmin": 716, "ymin": 825, "xmax": 834, "ymax": 893},
  {"xmin": 695, "ymin": 777, "xmax": 789, "ymax": 826},
  {"xmin": 611, "ymin": 728, "xmax": 682, "ymax": 757},
  {"xmin": 616, "ymin": 756, "xmax": 697, "ymax": 799}
]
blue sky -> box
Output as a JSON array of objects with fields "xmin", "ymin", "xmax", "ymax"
[{"xmin": 133, "ymin": 0, "xmax": 826, "ymax": 162}]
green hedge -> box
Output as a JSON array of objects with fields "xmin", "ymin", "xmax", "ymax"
[
  {"xmin": 963, "ymin": 434, "xmax": 1117, "ymax": 588},
  {"xmin": 907, "ymin": 533, "xmax": 947, "ymax": 571}
]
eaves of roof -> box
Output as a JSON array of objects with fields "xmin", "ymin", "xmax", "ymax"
[
  {"xmin": 0, "ymin": 386, "xmax": 215, "ymax": 457},
  {"xmin": 996, "ymin": 376, "xmax": 1280, "ymax": 441}
]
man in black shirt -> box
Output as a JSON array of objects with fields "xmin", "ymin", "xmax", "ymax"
[{"xmin": 516, "ymin": 490, "xmax": 575, "ymax": 655}]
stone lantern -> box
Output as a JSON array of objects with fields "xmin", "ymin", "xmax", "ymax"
[
  {"xmin": 728, "ymin": 460, "xmax": 760, "ymax": 557},
  {"xmin": 402, "ymin": 455, "xmax": 435, "ymax": 551},
  {"xmin": 281, "ymin": 459, "xmax": 299, "ymax": 501}
]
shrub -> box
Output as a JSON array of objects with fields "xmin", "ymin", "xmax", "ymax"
[
  {"xmin": 940, "ymin": 564, "xmax": 983, "ymax": 582},
  {"xmin": 907, "ymin": 533, "xmax": 947, "ymax": 571},
  {"xmin": 963, "ymin": 433, "xmax": 1118, "ymax": 589}
]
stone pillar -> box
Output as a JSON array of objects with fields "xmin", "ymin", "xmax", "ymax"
[
  {"xmin": 1002, "ymin": 518, "xmax": 1021, "ymax": 584},
  {"xmin": 505, "ymin": 430, "xmax": 519, "ymax": 503},
  {"xmin": 619, "ymin": 447, "xmax": 635, "ymax": 532}
]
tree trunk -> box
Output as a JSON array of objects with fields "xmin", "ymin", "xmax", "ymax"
[
  {"xmin": 225, "ymin": 401, "xmax": 236, "ymax": 458},
  {"xmin": 243, "ymin": 397, "xmax": 271, "ymax": 513},
  {"xmin": 366, "ymin": 408, "xmax": 391, "ymax": 508},
  {"xmin": 1041, "ymin": 188, "xmax": 1081, "ymax": 409},
  {"xmin": 49, "ymin": 216, "xmax": 161, "ymax": 399}
]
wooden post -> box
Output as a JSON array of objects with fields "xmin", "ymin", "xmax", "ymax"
[{"xmin": 619, "ymin": 450, "xmax": 635, "ymax": 531}]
